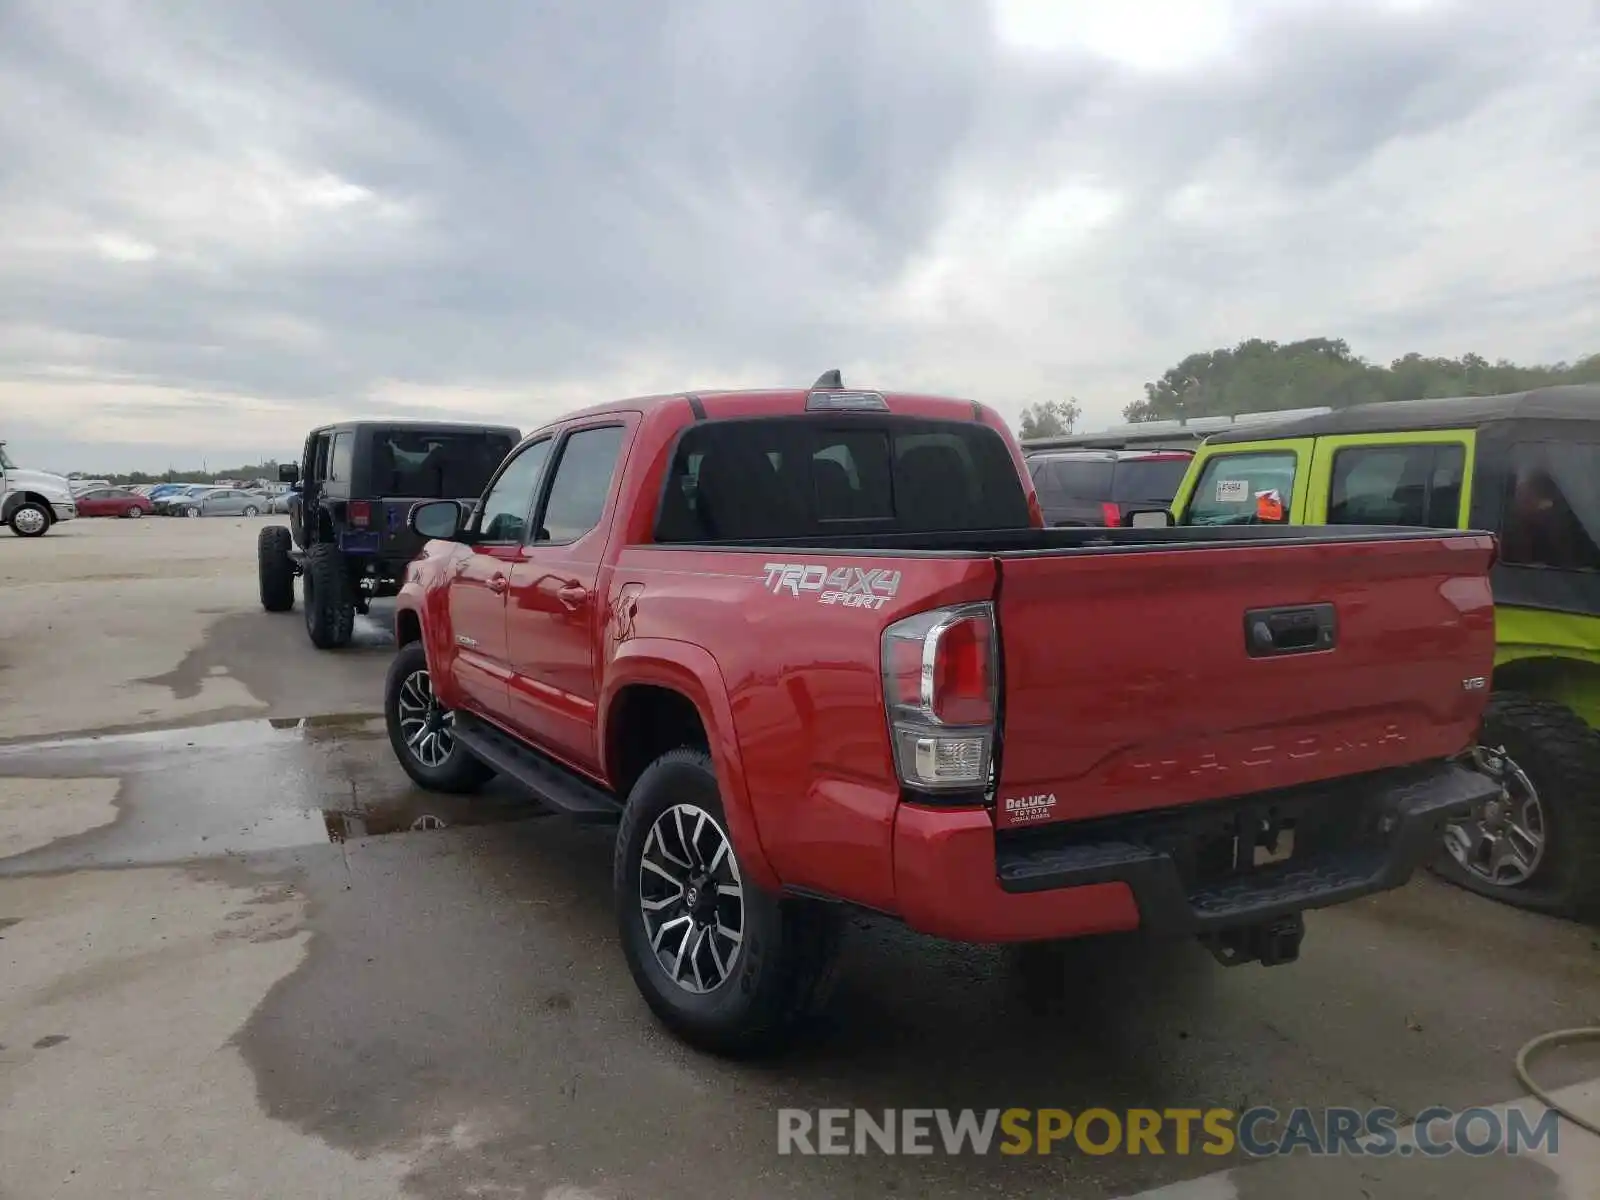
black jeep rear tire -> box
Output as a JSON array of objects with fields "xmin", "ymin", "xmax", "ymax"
[
  {"xmin": 614, "ymin": 749, "xmax": 841, "ymax": 1057},
  {"xmin": 1433, "ymin": 692, "xmax": 1600, "ymax": 919},
  {"xmin": 258, "ymin": 526, "xmax": 296, "ymax": 612},
  {"xmin": 303, "ymin": 544, "xmax": 356, "ymax": 649}
]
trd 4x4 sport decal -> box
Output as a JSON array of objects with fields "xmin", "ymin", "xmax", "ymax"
[{"xmin": 761, "ymin": 563, "xmax": 903, "ymax": 611}]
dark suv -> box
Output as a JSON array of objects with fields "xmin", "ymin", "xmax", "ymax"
[
  {"xmin": 259, "ymin": 420, "xmax": 520, "ymax": 648},
  {"xmin": 1026, "ymin": 448, "xmax": 1195, "ymax": 527}
]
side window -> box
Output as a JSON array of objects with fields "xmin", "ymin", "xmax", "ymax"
[
  {"xmin": 477, "ymin": 439, "xmax": 552, "ymax": 543},
  {"xmin": 812, "ymin": 431, "xmax": 892, "ymax": 521},
  {"xmin": 1184, "ymin": 452, "xmax": 1297, "ymax": 525},
  {"xmin": 309, "ymin": 434, "xmax": 331, "ymax": 482},
  {"xmin": 1328, "ymin": 443, "xmax": 1465, "ymax": 529},
  {"xmin": 535, "ymin": 426, "xmax": 626, "ymax": 543},
  {"xmin": 328, "ymin": 432, "xmax": 354, "ymax": 484},
  {"xmin": 1501, "ymin": 442, "xmax": 1600, "ymax": 571}
]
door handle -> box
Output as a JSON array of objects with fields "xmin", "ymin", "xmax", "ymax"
[
  {"xmin": 488, "ymin": 574, "xmax": 508, "ymax": 595},
  {"xmin": 557, "ymin": 582, "xmax": 589, "ymax": 610}
]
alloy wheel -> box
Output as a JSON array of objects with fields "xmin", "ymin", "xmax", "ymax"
[
  {"xmin": 1444, "ymin": 745, "xmax": 1547, "ymax": 886},
  {"xmin": 395, "ymin": 668, "xmax": 456, "ymax": 768},
  {"xmin": 13, "ymin": 506, "xmax": 46, "ymax": 535},
  {"xmin": 639, "ymin": 803, "xmax": 745, "ymax": 994}
]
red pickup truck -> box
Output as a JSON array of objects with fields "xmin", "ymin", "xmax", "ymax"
[{"xmin": 386, "ymin": 377, "xmax": 1501, "ymax": 1053}]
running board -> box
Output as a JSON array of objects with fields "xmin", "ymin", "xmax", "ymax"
[{"xmin": 452, "ymin": 714, "xmax": 623, "ymax": 823}]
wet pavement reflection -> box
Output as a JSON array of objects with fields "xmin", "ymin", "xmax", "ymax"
[{"xmin": 0, "ymin": 715, "xmax": 549, "ymax": 874}]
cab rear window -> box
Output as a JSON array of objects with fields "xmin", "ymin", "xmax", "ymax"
[
  {"xmin": 1185, "ymin": 451, "xmax": 1296, "ymax": 525},
  {"xmin": 655, "ymin": 417, "xmax": 1030, "ymax": 542}
]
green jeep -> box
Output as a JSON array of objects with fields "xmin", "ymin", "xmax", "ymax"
[{"xmin": 1165, "ymin": 385, "xmax": 1600, "ymax": 918}]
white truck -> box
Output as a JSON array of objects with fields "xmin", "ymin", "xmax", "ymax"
[{"xmin": 1, "ymin": 441, "xmax": 78, "ymax": 536}]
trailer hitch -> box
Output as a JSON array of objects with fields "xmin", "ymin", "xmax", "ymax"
[{"xmin": 1201, "ymin": 912, "xmax": 1306, "ymax": 968}]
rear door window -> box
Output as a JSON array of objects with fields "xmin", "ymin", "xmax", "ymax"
[
  {"xmin": 1185, "ymin": 451, "xmax": 1297, "ymax": 525},
  {"xmin": 1111, "ymin": 456, "xmax": 1193, "ymax": 505},
  {"xmin": 1328, "ymin": 443, "xmax": 1465, "ymax": 528},
  {"xmin": 1501, "ymin": 442, "xmax": 1600, "ymax": 571},
  {"xmin": 1033, "ymin": 457, "xmax": 1114, "ymax": 503}
]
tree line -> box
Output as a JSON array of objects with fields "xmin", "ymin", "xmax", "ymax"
[{"xmin": 1017, "ymin": 339, "xmax": 1600, "ymax": 438}]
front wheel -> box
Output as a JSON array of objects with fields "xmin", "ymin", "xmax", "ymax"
[
  {"xmin": 383, "ymin": 642, "xmax": 493, "ymax": 792},
  {"xmin": 8, "ymin": 502, "xmax": 50, "ymax": 537},
  {"xmin": 1435, "ymin": 692, "xmax": 1600, "ymax": 918},
  {"xmin": 127, "ymin": 506, "xmax": 145, "ymax": 518},
  {"xmin": 183, "ymin": 506, "xmax": 201, "ymax": 518},
  {"xmin": 614, "ymin": 748, "xmax": 841, "ymax": 1056}
]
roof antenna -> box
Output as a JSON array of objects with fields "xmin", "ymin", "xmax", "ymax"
[{"xmin": 812, "ymin": 369, "xmax": 843, "ymax": 390}]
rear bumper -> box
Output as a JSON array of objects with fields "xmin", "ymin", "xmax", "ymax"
[{"xmin": 892, "ymin": 760, "xmax": 1497, "ymax": 943}]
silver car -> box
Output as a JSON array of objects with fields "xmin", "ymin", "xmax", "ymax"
[{"xmin": 171, "ymin": 487, "xmax": 266, "ymax": 518}]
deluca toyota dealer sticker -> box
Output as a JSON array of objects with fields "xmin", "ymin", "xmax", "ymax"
[{"xmin": 1003, "ymin": 793, "xmax": 1057, "ymax": 823}]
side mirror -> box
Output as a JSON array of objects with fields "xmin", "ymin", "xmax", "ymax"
[
  {"xmin": 278, "ymin": 463, "xmax": 300, "ymax": 484},
  {"xmin": 410, "ymin": 499, "xmax": 466, "ymax": 541},
  {"xmin": 1124, "ymin": 508, "xmax": 1175, "ymax": 529}
]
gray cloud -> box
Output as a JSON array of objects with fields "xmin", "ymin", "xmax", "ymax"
[{"xmin": 0, "ymin": 0, "xmax": 1596, "ymax": 471}]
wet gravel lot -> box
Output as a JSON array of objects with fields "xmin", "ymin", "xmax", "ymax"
[{"xmin": 1, "ymin": 517, "xmax": 1597, "ymax": 1199}]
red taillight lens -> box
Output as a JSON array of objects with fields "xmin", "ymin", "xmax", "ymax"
[
  {"xmin": 881, "ymin": 602, "xmax": 997, "ymax": 793},
  {"xmin": 1100, "ymin": 501, "xmax": 1121, "ymax": 527},
  {"xmin": 932, "ymin": 616, "xmax": 993, "ymax": 725},
  {"xmin": 348, "ymin": 501, "xmax": 372, "ymax": 528}
]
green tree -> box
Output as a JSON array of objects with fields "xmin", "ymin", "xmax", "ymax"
[
  {"xmin": 1018, "ymin": 399, "xmax": 1082, "ymax": 440},
  {"xmin": 1126, "ymin": 339, "xmax": 1600, "ymax": 422}
]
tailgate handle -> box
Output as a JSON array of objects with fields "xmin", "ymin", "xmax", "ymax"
[{"xmin": 1244, "ymin": 604, "xmax": 1336, "ymax": 657}]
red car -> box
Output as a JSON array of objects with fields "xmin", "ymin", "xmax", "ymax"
[
  {"xmin": 385, "ymin": 375, "xmax": 1499, "ymax": 1053},
  {"xmin": 73, "ymin": 487, "xmax": 150, "ymax": 518}
]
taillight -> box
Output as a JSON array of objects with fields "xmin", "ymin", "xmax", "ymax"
[
  {"xmin": 881, "ymin": 603, "xmax": 996, "ymax": 793},
  {"xmin": 348, "ymin": 501, "xmax": 372, "ymax": 528},
  {"xmin": 1100, "ymin": 501, "xmax": 1121, "ymax": 527}
]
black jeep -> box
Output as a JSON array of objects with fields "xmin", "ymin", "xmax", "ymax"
[{"xmin": 259, "ymin": 421, "xmax": 520, "ymax": 648}]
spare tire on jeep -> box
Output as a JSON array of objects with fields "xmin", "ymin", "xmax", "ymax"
[{"xmin": 258, "ymin": 526, "xmax": 296, "ymax": 612}]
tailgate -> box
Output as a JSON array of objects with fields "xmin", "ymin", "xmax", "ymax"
[
  {"xmin": 376, "ymin": 496, "xmax": 478, "ymax": 557},
  {"xmin": 993, "ymin": 534, "xmax": 1497, "ymax": 829}
]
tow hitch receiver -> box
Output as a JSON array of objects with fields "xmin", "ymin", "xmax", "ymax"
[{"xmin": 1202, "ymin": 912, "xmax": 1306, "ymax": 968}]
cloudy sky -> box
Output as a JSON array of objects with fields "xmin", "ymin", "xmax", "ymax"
[{"xmin": 1, "ymin": 0, "xmax": 1596, "ymax": 472}]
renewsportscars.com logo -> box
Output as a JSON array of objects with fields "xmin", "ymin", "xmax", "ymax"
[{"xmin": 776, "ymin": 1106, "xmax": 1562, "ymax": 1158}]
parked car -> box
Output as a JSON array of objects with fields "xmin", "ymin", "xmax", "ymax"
[
  {"xmin": 152, "ymin": 485, "xmax": 217, "ymax": 514},
  {"xmin": 1, "ymin": 439, "xmax": 77, "ymax": 536},
  {"xmin": 383, "ymin": 372, "xmax": 1499, "ymax": 1054},
  {"xmin": 166, "ymin": 487, "xmax": 267, "ymax": 518},
  {"xmin": 73, "ymin": 487, "xmax": 151, "ymax": 518},
  {"xmin": 1025, "ymin": 447, "xmax": 1194, "ymax": 527},
  {"xmin": 1165, "ymin": 384, "xmax": 1600, "ymax": 917}
]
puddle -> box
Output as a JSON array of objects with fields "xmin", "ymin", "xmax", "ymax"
[{"xmin": 0, "ymin": 716, "xmax": 549, "ymax": 874}]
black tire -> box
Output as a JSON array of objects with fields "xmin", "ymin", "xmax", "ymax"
[
  {"xmin": 126, "ymin": 505, "xmax": 145, "ymax": 518},
  {"xmin": 614, "ymin": 748, "xmax": 841, "ymax": 1056},
  {"xmin": 242, "ymin": 505, "xmax": 260, "ymax": 517},
  {"xmin": 302, "ymin": 543, "xmax": 356, "ymax": 649},
  {"xmin": 257, "ymin": 525, "xmax": 296, "ymax": 613},
  {"xmin": 8, "ymin": 501, "xmax": 51, "ymax": 538},
  {"xmin": 383, "ymin": 642, "xmax": 493, "ymax": 792},
  {"xmin": 1433, "ymin": 692, "xmax": 1600, "ymax": 918}
]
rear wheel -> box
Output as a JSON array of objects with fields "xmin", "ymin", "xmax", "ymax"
[
  {"xmin": 1436, "ymin": 692, "xmax": 1600, "ymax": 918},
  {"xmin": 242, "ymin": 505, "xmax": 260, "ymax": 517},
  {"xmin": 8, "ymin": 502, "xmax": 50, "ymax": 537},
  {"xmin": 257, "ymin": 525, "xmax": 296, "ymax": 612},
  {"xmin": 302, "ymin": 543, "xmax": 356, "ymax": 649},
  {"xmin": 614, "ymin": 749, "xmax": 841, "ymax": 1056},
  {"xmin": 384, "ymin": 642, "xmax": 493, "ymax": 791}
]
